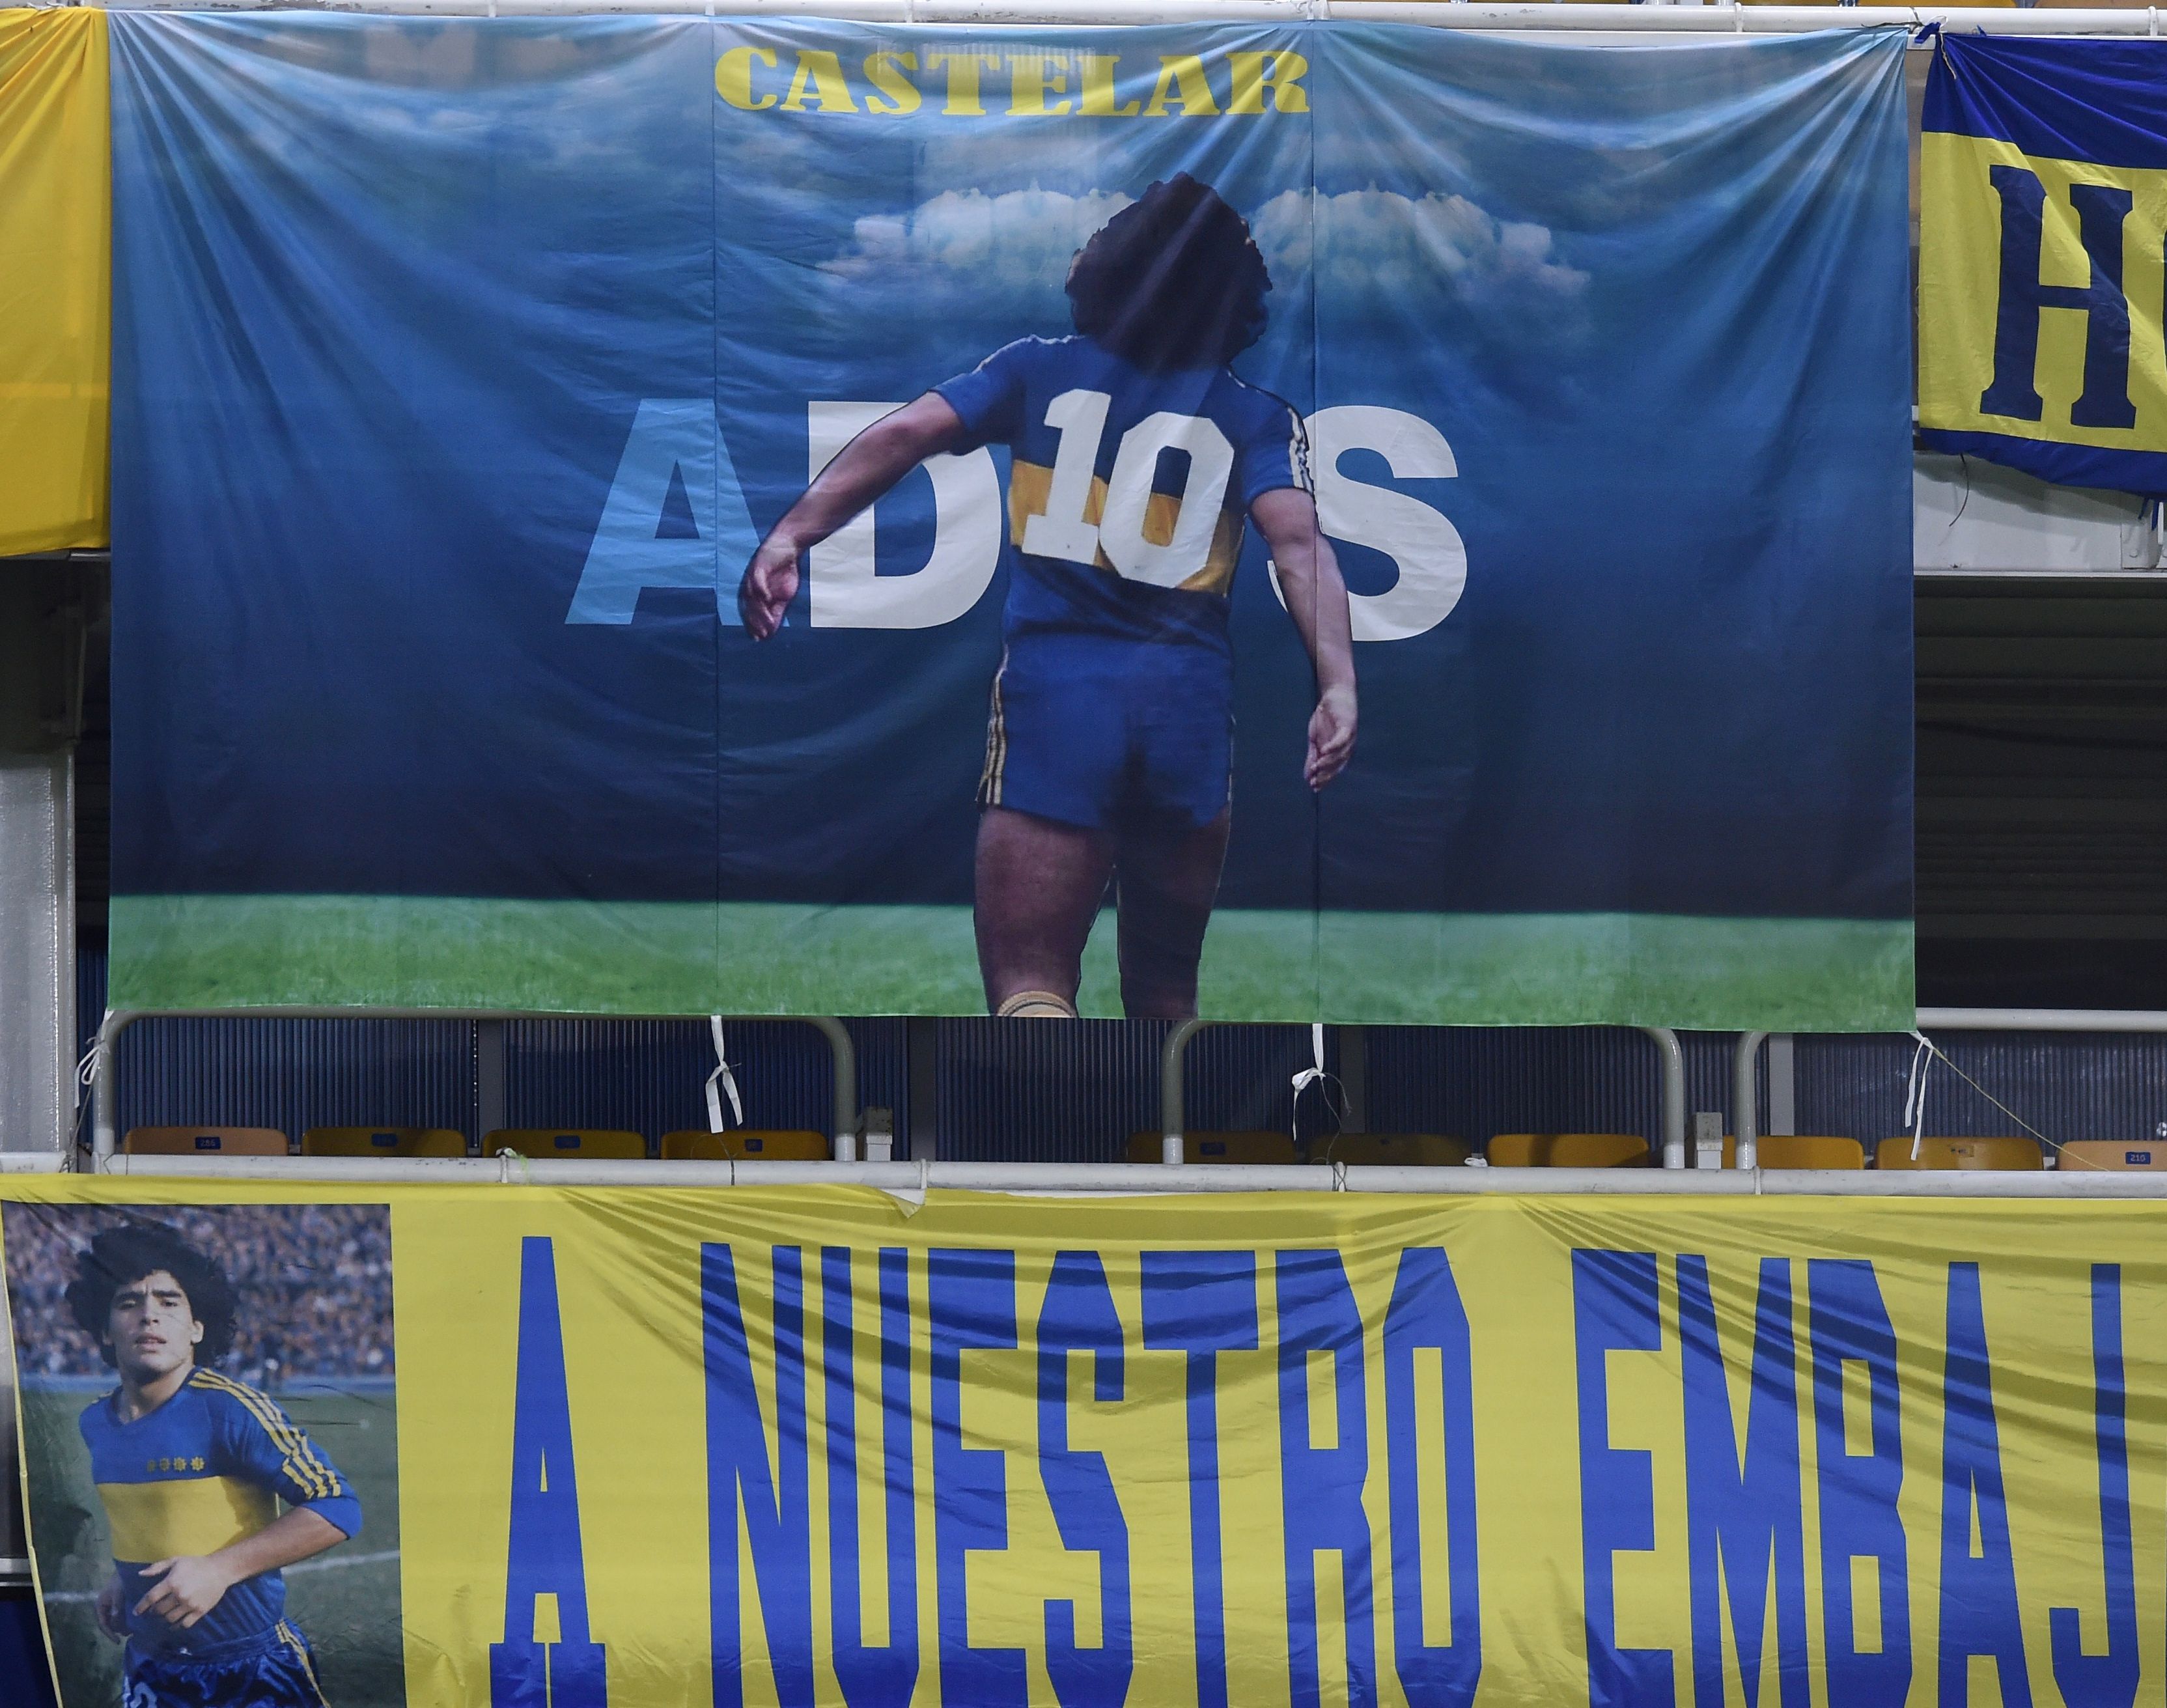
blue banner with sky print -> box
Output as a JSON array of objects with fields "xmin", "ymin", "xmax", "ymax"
[{"xmin": 106, "ymin": 16, "xmax": 1914, "ymax": 1027}]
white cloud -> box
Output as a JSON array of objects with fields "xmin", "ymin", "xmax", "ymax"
[
  {"xmin": 811, "ymin": 182, "xmax": 1591, "ymax": 357},
  {"xmin": 821, "ymin": 186, "xmax": 1133, "ymax": 300},
  {"xmin": 1255, "ymin": 187, "xmax": 1590, "ymax": 344}
]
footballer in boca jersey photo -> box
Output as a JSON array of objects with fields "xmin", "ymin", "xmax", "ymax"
[
  {"xmin": 741, "ymin": 173, "xmax": 1358, "ymax": 1021},
  {"xmin": 4, "ymin": 1205, "xmax": 403, "ymax": 1708}
]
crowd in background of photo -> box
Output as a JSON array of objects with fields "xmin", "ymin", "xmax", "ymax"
[{"xmin": 5, "ymin": 1204, "xmax": 394, "ymax": 1386}]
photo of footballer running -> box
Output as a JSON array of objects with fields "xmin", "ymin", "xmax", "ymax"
[
  {"xmin": 4, "ymin": 1205, "xmax": 402, "ymax": 1708},
  {"xmin": 741, "ymin": 174, "xmax": 1357, "ymax": 1021}
]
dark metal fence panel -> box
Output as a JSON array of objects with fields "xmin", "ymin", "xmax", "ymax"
[
  {"xmin": 82, "ymin": 949, "xmax": 473, "ymax": 1146},
  {"xmin": 504, "ymin": 1018, "xmax": 907, "ymax": 1150},
  {"xmin": 70, "ymin": 950, "xmax": 2167, "ymax": 1163},
  {"xmin": 1797, "ymin": 1029, "xmax": 2167, "ymax": 1148},
  {"xmin": 934, "ymin": 1020, "xmax": 1337, "ymax": 1163}
]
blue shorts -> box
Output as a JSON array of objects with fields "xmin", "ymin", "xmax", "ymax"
[
  {"xmin": 979, "ymin": 635, "xmax": 1232, "ymax": 832},
  {"xmin": 123, "ymin": 1622, "xmax": 328, "ymax": 1708}
]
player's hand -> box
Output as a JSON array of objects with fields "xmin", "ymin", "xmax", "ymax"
[
  {"xmin": 738, "ymin": 534, "xmax": 802, "ymax": 640},
  {"xmin": 95, "ymin": 1571, "xmax": 127, "ymax": 1640},
  {"xmin": 1306, "ymin": 684, "xmax": 1357, "ymax": 790},
  {"xmin": 133, "ymin": 1555, "xmax": 236, "ymax": 1629}
]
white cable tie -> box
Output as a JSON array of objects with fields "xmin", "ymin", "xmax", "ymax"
[
  {"xmin": 1904, "ymin": 1029, "xmax": 1935, "ymax": 1159},
  {"xmin": 705, "ymin": 1015, "xmax": 742, "ymax": 1134}
]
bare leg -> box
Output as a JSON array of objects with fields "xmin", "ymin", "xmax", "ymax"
[
  {"xmin": 1114, "ymin": 807, "xmax": 1232, "ymax": 1020},
  {"xmin": 975, "ymin": 805, "xmax": 1116, "ymax": 1015}
]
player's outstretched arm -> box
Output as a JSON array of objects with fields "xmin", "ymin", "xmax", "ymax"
[
  {"xmin": 133, "ymin": 1507, "xmax": 348, "ymax": 1631},
  {"xmin": 739, "ymin": 393, "xmax": 968, "ymax": 640},
  {"xmin": 1253, "ymin": 487, "xmax": 1358, "ymax": 789}
]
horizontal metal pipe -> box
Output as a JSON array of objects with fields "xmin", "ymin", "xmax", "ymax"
[
  {"xmin": 80, "ymin": 0, "xmax": 2167, "ymax": 33},
  {"xmin": 0, "ymin": 1153, "xmax": 68, "ymax": 1174},
  {"xmin": 1342, "ymin": 1164, "xmax": 1763, "ymax": 1194},
  {"xmin": 86, "ymin": 1153, "xmax": 2167, "ymax": 1197},
  {"xmin": 1916, "ymin": 1007, "xmax": 2167, "ymax": 1034}
]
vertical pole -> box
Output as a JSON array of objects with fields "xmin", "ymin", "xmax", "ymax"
[
  {"xmin": 1338, "ymin": 1025, "xmax": 1367, "ymax": 1135},
  {"xmin": 1767, "ymin": 1033, "xmax": 1796, "ymax": 1136},
  {"xmin": 1639, "ymin": 1026, "xmax": 1686, "ymax": 1169},
  {"xmin": 475, "ymin": 1020, "xmax": 507, "ymax": 1147},
  {"xmin": 807, "ymin": 1017, "xmax": 858, "ymax": 1161},
  {"xmin": 1160, "ymin": 1018, "xmax": 1209, "ymax": 1164},
  {"xmin": 1733, "ymin": 1029, "xmax": 1767, "ymax": 1170},
  {"xmin": 907, "ymin": 1016, "xmax": 938, "ymax": 1162},
  {"xmin": 91, "ymin": 1009, "xmax": 134, "ymax": 1162}
]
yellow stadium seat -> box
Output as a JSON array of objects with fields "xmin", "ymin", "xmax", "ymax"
[
  {"xmin": 1124, "ymin": 1130, "xmax": 1300, "ymax": 1165},
  {"xmin": 660, "ymin": 1129, "xmax": 830, "ymax": 1162},
  {"xmin": 2055, "ymin": 1141, "xmax": 2167, "ymax": 1173},
  {"xmin": 1694, "ymin": 1135, "xmax": 1866, "ymax": 1170},
  {"xmin": 484, "ymin": 1128, "xmax": 647, "ymax": 1160},
  {"xmin": 302, "ymin": 1126, "xmax": 468, "ymax": 1158},
  {"xmin": 122, "ymin": 1127, "xmax": 288, "ymax": 1156},
  {"xmin": 1308, "ymin": 1132, "xmax": 1472, "ymax": 1168},
  {"xmin": 1487, "ymin": 1132, "xmax": 1649, "ymax": 1168},
  {"xmin": 1875, "ymin": 1136, "xmax": 2043, "ymax": 1171}
]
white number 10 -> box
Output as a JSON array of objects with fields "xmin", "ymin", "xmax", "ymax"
[{"xmin": 1019, "ymin": 387, "xmax": 1237, "ymax": 590}]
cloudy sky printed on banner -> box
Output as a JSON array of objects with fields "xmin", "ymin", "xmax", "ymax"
[
  {"xmin": 820, "ymin": 186, "xmax": 1134, "ymax": 296},
  {"xmin": 813, "ymin": 182, "xmax": 1589, "ymax": 357},
  {"xmin": 1257, "ymin": 188, "xmax": 1591, "ymax": 349}
]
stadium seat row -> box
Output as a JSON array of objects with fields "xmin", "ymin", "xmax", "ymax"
[
  {"xmin": 1133, "ymin": 1132, "xmax": 2166, "ymax": 1171},
  {"xmin": 119, "ymin": 1126, "xmax": 2163, "ymax": 1171},
  {"xmin": 120, "ymin": 1126, "xmax": 832, "ymax": 1159}
]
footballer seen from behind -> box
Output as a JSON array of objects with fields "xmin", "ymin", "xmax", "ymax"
[
  {"xmin": 65, "ymin": 1222, "xmax": 359, "ymax": 1708},
  {"xmin": 742, "ymin": 173, "xmax": 1356, "ymax": 1020}
]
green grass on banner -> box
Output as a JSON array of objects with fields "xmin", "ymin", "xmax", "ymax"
[
  {"xmin": 20, "ymin": 1384, "xmax": 404, "ymax": 1708},
  {"xmin": 110, "ymin": 894, "xmax": 1913, "ymax": 1030}
]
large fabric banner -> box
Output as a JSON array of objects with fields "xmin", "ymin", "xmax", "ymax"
[
  {"xmin": 0, "ymin": 8, "xmax": 108, "ymax": 555},
  {"xmin": 107, "ymin": 18, "xmax": 1914, "ymax": 1028},
  {"xmin": 5, "ymin": 1177, "xmax": 2161, "ymax": 1708},
  {"xmin": 1920, "ymin": 35, "xmax": 2167, "ymax": 494}
]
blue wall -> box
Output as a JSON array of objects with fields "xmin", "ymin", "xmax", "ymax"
[{"xmin": 0, "ymin": 1595, "xmax": 58, "ymax": 1708}]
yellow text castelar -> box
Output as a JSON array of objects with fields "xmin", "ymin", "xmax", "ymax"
[{"xmin": 715, "ymin": 47, "xmax": 1309, "ymax": 117}]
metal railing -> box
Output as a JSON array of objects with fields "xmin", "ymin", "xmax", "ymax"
[
  {"xmin": 87, "ymin": 1007, "xmax": 858, "ymax": 1163},
  {"xmin": 80, "ymin": 0, "xmax": 2167, "ymax": 33},
  {"xmin": 1159, "ymin": 1021, "xmax": 1689, "ymax": 1166},
  {"xmin": 1734, "ymin": 1008, "xmax": 2167, "ymax": 1170}
]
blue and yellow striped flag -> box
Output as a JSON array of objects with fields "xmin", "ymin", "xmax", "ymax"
[{"xmin": 1920, "ymin": 35, "xmax": 2167, "ymax": 494}]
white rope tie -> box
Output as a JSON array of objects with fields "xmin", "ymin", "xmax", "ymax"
[{"xmin": 705, "ymin": 1015, "xmax": 742, "ymax": 1134}]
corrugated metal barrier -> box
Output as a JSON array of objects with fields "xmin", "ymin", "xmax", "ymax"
[{"xmin": 77, "ymin": 953, "xmax": 2167, "ymax": 1160}]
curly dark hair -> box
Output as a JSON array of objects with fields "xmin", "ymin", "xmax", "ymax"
[
  {"xmin": 64, "ymin": 1222, "xmax": 237, "ymax": 1370},
  {"xmin": 1067, "ymin": 174, "xmax": 1272, "ymax": 372}
]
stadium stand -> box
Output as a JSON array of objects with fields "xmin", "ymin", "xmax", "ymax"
[
  {"xmin": 1306, "ymin": 1133, "xmax": 1473, "ymax": 1167},
  {"xmin": 122, "ymin": 1126, "xmax": 287, "ymax": 1156},
  {"xmin": 2054, "ymin": 1141, "xmax": 2167, "ymax": 1172},
  {"xmin": 1487, "ymin": 1133, "xmax": 1649, "ymax": 1168},
  {"xmin": 1875, "ymin": 1136, "xmax": 2044, "ymax": 1171},
  {"xmin": 1124, "ymin": 1130, "xmax": 1300, "ymax": 1165},
  {"xmin": 662, "ymin": 1128, "xmax": 828, "ymax": 1160},
  {"xmin": 484, "ymin": 1128, "xmax": 647, "ymax": 1159},
  {"xmin": 4, "ymin": 1203, "xmax": 393, "ymax": 1385},
  {"xmin": 1696, "ymin": 1135, "xmax": 1866, "ymax": 1170},
  {"xmin": 303, "ymin": 1125, "xmax": 468, "ymax": 1157}
]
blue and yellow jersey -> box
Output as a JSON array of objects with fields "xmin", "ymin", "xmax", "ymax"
[
  {"xmin": 78, "ymin": 1367, "xmax": 361, "ymax": 1656},
  {"xmin": 936, "ymin": 335, "xmax": 1310, "ymax": 656}
]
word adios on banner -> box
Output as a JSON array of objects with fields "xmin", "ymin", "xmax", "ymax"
[{"xmin": 568, "ymin": 400, "xmax": 1465, "ymax": 643}]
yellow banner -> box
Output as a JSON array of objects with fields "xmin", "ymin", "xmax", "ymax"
[
  {"xmin": 0, "ymin": 8, "xmax": 108, "ymax": 555},
  {"xmin": 1920, "ymin": 132, "xmax": 2167, "ymax": 457},
  {"xmin": 5, "ymin": 1177, "xmax": 2159, "ymax": 1707}
]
